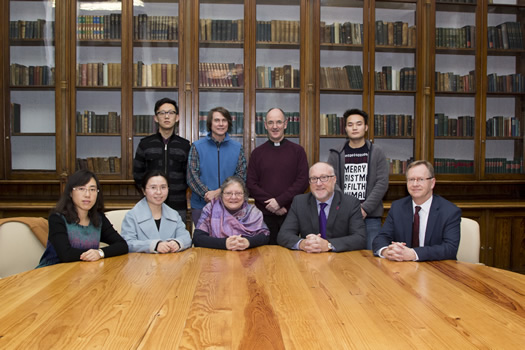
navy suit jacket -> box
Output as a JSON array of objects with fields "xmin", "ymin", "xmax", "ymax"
[
  {"xmin": 373, "ymin": 195, "xmax": 461, "ymax": 261},
  {"xmin": 277, "ymin": 191, "xmax": 366, "ymax": 252}
]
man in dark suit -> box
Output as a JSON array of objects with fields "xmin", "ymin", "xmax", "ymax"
[
  {"xmin": 277, "ymin": 162, "xmax": 366, "ymax": 253},
  {"xmin": 372, "ymin": 160, "xmax": 461, "ymax": 261}
]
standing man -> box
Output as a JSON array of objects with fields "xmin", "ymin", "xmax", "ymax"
[
  {"xmin": 277, "ymin": 162, "xmax": 366, "ymax": 253},
  {"xmin": 372, "ymin": 160, "xmax": 461, "ymax": 262},
  {"xmin": 133, "ymin": 97, "xmax": 190, "ymax": 221},
  {"xmin": 187, "ymin": 106, "xmax": 246, "ymax": 224},
  {"xmin": 328, "ymin": 108, "xmax": 389, "ymax": 250},
  {"xmin": 247, "ymin": 108, "xmax": 309, "ymax": 244}
]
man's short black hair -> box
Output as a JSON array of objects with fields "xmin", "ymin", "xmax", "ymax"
[
  {"xmin": 154, "ymin": 97, "xmax": 178, "ymax": 115},
  {"xmin": 343, "ymin": 108, "xmax": 368, "ymax": 125}
]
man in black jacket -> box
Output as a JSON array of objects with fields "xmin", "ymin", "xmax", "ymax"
[{"xmin": 133, "ymin": 97, "xmax": 191, "ymax": 221}]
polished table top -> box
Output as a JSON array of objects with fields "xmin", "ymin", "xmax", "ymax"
[{"xmin": 1, "ymin": 246, "xmax": 524, "ymax": 349}]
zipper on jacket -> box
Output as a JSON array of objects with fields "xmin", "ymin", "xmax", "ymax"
[
  {"xmin": 217, "ymin": 143, "xmax": 221, "ymax": 187},
  {"xmin": 164, "ymin": 143, "xmax": 168, "ymax": 175}
]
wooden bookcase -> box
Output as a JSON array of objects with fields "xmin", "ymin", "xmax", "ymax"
[{"xmin": 1, "ymin": 0, "xmax": 524, "ymax": 272}]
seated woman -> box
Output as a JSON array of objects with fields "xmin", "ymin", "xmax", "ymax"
[
  {"xmin": 193, "ymin": 176, "xmax": 269, "ymax": 250},
  {"xmin": 121, "ymin": 170, "xmax": 191, "ymax": 253},
  {"xmin": 37, "ymin": 170, "xmax": 128, "ymax": 268}
]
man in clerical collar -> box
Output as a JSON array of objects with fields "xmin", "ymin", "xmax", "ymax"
[{"xmin": 246, "ymin": 108, "xmax": 309, "ymax": 244}]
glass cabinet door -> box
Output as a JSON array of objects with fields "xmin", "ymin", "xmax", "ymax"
[
  {"xmin": 483, "ymin": 1, "xmax": 524, "ymax": 177},
  {"xmin": 198, "ymin": 0, "xmax": 244, "ymax": 144},
  {"xmin": 255, "ymin": 0, "xmax": 301, "ymax": 148},
  {"xmin": 371, "ymin": 0, "xmax": 418, "ymax": 177},
  {"xmin": 132, "ymin": 0, "xmax": 180, "ymax": 158},
  {"xmin": 432, "ymin": 0, "xmax": 478, "ymax": 177},
  {"xmin": 318, "ymin": 0, "xmax": 366, "ymax": 162},
  {"xmin": 74, "ymin": 0, "xmax": 123, "ymax": 176},
  {"xmin": 8, "ymin": 0, "xmax": 56, "ymax": 173}
]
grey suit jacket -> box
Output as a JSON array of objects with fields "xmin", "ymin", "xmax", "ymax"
[{"xmin": 277, "ymin": 191, "xmax": 366, "ymax": 252}]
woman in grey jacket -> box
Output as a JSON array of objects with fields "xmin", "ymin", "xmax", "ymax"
[{"xmin": 122, "ymin": 170, "xmax": 192, "ymax": 253}]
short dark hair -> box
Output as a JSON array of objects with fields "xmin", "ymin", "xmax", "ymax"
[
  {"xmin": 154, "ymin": 97, "xmax": 178, "ymax": 115},
  {"xmin": 343, "ymin": 108, "xmax": 368, "ymax": 125},
  {"xmin": 406, "ymin": 160, "xmax": 435, "ymax": 178},
  {"xmin": 141, "ymin": 169, "xmax": 168, "ymax": 191},
  {"xmin": 207, "ymin": 106, "xmax": 232, "ymax": 132},
  {"xmin": 53, "ymin": 169, "xmax": 104, "ymax": 227}
]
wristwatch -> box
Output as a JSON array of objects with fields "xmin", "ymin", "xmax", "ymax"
[
  {"xmin": 327, "ymin": 242, "xmax": 334, "ymax": 252},
  {"xmin": 98, "ymin": 249, "xmax": 105, "ymax": 259}
]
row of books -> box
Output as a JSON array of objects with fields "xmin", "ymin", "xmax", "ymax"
[
  {"xmin": 76, "ymin": 111, "xmax": 121, "ymax": 134},
  {"xmin": 134, "ymin": 115, "xmax": 157, "ymax": 135},
  {"xmin": 256, "ymin": 20, "xmax": 299, "ymax": 43},
  {"xmin": 434, "ymin": 114, "xmax": 475, "ymax": 137},
  {"xmin": 134, "ymin": 62, "xmax": 178, "ymax": 87},
  {"xmin": 199, "ymin": 62, "xmax": 244, "ymax": 88},
  {"xmin": 320, "ymin": 114, "xmax": 345, "ymax": 136},
  {"xmin": 487, "ymin": 22, "xmax": 524, "ymax": 50},
  {"xmin": 320, "ymin": 65, "xmax": 363, "ymax": 90},
  {"xmin": 10, "ymin": 64, "xmax": 55, "ymax": 86},
  {"xmin": 485, "ymin": 158, "xmax": 523, "ymax": 174},
  {"xmin": 198, "ymin": 111, "xmax": 244, "ymax": 136},
  {"xmin": 486, "ymin": 116, "xmax": 521, "ymax": 137},
  {"xmin": 76, "ymin": 14, "xmax": 122, "ymax": 40},
  {"xmin": 134, "ymin": 15, "xmax": 179, "ymax": 41},
  {"xmin": 76, "ymin": 63, "xmax": 121, "ymax": 87},
  {"xmin": 76, "ymin": 157, "xmax": 121, "ymax": 174},
  {"xmin": 9, "ymin": 20, "xmax": 54, "ymax": 40},
  {"xmin": 199, "ymin": 19, "xmax": 244, "ymax": 42},
  {"xmin": 256, "ymin": 65, "xmax": 299, "ymax": 88},
  {"xmin": 374, "ymin": 67, "xmax": 416, "ymax": 91},
  {"xmin": 374, "ymin": 114, "xmax": 414, "ymax": 137},
  {"xmin": 487, "ymin": 73, "xmax": 525, "ymax": 93},
  {"xmin": 435, "ymin": 71, "xmax": 475, "ymax": 92},
  {"xmin": 387, "ymin": 158, "xmax": 413, "ymax": 175},
  {"xmin": 434, "ymin": 159, "xmax": 474, "ymax": 174},
  {"xmin": 375, "ymin": 21, "xmax": 416, "ymax": 47},
  {"xmin": 436, "ymin": 26, "xmax": 475, "ymax": 49},
  {"xmin": 255, "ymin": 112, "xmax": 300, "ymax": 135},
  {"xmin": 320, "ymin": 22, "xmax": 363, "ymax": 45}
]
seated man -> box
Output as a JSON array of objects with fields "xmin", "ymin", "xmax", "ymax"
[
  {"xmin": 372, "ymin": 160, "xmax": 461, "ymax": 261},
  {"xmin": 277, "ymin": 162, "xmax": 366, "ymax": 253}
]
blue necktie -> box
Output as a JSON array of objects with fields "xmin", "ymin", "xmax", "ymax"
[{"xmin": 319, "ymin": 203, "xmax": 327, "ymax": 239}]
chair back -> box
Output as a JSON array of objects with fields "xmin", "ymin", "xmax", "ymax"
[
  {"xmin": 104, "ymin": 209, "xmax": 129, "ymax": 234},
  {"xmin": 458, "ymin": 217, "xmax": 480, "ymax": 264},
  {"xmin": 0, "ymin": 221, "xmax": 46, "ymax": 278}
]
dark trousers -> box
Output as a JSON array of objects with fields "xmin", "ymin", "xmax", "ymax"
[{"xmin": 264, "ymin": 214, "xmax": 287, "ymax": 245}]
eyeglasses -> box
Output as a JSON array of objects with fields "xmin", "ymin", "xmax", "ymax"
[
  {"xmin": 73, "ymin": 187, "xmax": 99, "ymax": 194},
  {"xmin": 222, "ymin": 191, "xmax": 244, "ymax": 198},
  {"xmin": 156, "ymin": 110, "xmax": 177, "ymax": 118},
  {"xmin": 407, "ymin": 177, "xmax": 433, "ymax": 184},
  {"xmin": 146, "ymin": 185, "xmax": 169, "ymax": 192},
  {"xmin": 309, "ymin": 175, "xmax": 335, "ymax": 184},
  {"xmin": 266, "ymin": 120, "xmax": 285, "ymax": 127}
]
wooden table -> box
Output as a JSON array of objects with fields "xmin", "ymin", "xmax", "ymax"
[{"xmin": 1, "ymin": 247, "xmax": 524, "ymax": 349}]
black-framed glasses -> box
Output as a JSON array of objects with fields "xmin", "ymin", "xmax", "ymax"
[
  {"xmin": 156, "ymin": 110, "xmax": 177, "ymax": 117},
  {"xmin": 309, "ymin": 175, "xmax": 335, "ymax": 184}
]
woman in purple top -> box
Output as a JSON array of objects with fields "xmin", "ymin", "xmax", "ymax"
[
  {"xmin": 193, "ymin": 176, "xmax": 270, "ymax": 250},
  {"xmin": 37, "ymin": 170, "xmax": 128, "ymax": 268}
]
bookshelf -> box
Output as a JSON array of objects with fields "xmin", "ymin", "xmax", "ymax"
[
  {"xmin": 370, "ymin": 0, "xmax": 421, "ymax": 178},
  {"xmin": 431, "ymin": 0, "xmax": 480, "ymax": 178},
  {"xmin": 7, "ymin": 0, "xmax": 57, "ymax": 175}
]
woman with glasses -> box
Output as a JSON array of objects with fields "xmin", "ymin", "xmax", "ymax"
[
  {"xmin": 193, "ymin": 176, "xmax": 269, "ymax": 250},
  {"xmin": 121, "ymin": 170, "xmax": 191, "ymax": 253},
  {"xmin": 37, "ymin": 170, "xmax": 128, "ymax": 268}
]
